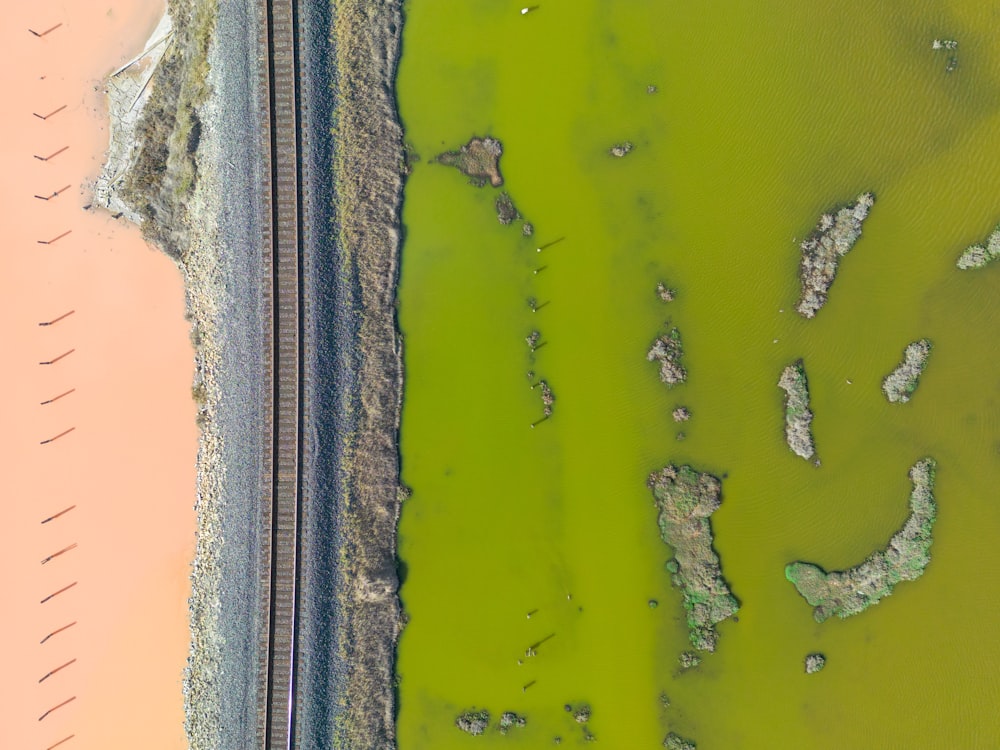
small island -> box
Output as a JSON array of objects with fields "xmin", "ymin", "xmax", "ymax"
[
  {"xmin": 805, "ymin": 653, "xmax": 826, "ymax": 674},
  {"xmin": 498, "ymin": 711, "xmax": 527, "ymax": 734},
  {"xmin": 956, "ymin": 222, "xmax": 1000, "ymax": 269},
  {"xmin": 882, "ymin": 339, "xmax": 932, "ymax": 403},
  {"xmin": 796, "ymin": 192, "xmax": 875, "ymax": 318},
  {"xmin": 437, "ymin": 136, "xmax": 504, "ymax": 187},
  {"xmin": 778, "ymin": 359, "xmax": 816, "ymax": 461},
  {"xmin": 785, "ymin": 458, "xmax": 937, "ymax": 622},
  {"xmin": 648, "ymin": 465, "xmax": 740, "ymax": 651},
  {"xmin": 456, "ymin": 709, "xmax": 491, "ymax": 736},
  {"xmin": 647, "ymin": 328, "xmax": 688, "ymax": 387},
  {"xmin": 664, "ymin": 732, "xmax": 697, "ymax": 750}
]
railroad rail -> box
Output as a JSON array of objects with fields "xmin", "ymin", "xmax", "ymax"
[{"xmin": 256, "ymin": 0, "xmax": 305, "ymax": 748}]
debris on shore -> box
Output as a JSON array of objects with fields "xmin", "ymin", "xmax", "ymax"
[
  {"xmin": 647, "ymin": 328, "xmax": 687, "ymax": 387},
  {"xmin": 778, "ymin": 359, "xmax": 817, "ymax": 461},
  {"xmin": 785, "ymin": 458, "xmax": 937, "ymax": 622},
  {"xmin": 649, "ymin": 465, "xmax": 740, "ymax": 651},
  {"xmin": 437, "ymin": 136, "xmax": 504, "ymax": 187},
  {"xmin": 795, "ymin": 192, "xmax": 875, "ymax": 318},
  {"xmin": 805, "ymin": 653, "xmax": 826, "ymax": 674},
  {"xmin": 956, "ymin": 223, "xmax": 1000, "ymax": 269},
  {"xmin": 882, "ymin": 339, "xmax": 932, "ymax": 403}
]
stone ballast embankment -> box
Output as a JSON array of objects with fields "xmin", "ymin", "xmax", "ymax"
[
  {"xmin": 649, "ymin": 465, "xmax": 739, "ymax": 652},
  {"xmin": 796, "ymin": 192, "xmax": 875, "ymax": 318},
  {"xmin": 882, "ymin": 339, "xmax": 932, "ymax": 403},
  {"xmin": 785, "ymin": 458, "xmax": 937, "ymax": 622}
]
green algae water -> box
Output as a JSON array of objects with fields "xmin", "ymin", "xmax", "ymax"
[{"xmin": 395, "ymin": 1, "xmax": 1000, "ymax": 747}]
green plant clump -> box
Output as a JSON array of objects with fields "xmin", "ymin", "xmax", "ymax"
[{"xmin": 785, "ymin": 458, "xmax": 937, "ymax": 622}]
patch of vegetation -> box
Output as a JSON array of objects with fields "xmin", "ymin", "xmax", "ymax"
[
  {"xmin": 956, "ymin": 223, "xmax": 1000, "ymax": 269},
  {"xmin": 498, "ymin": 711, "xmax": 526, "ymax": 734},
  {"xmin": 664, "ymin": 731, "xmax": 697, "ymax": 750},
  {"xmin": 649, "ymin": 465, "xmax": 740, "ymax": 651},
  {"xmin": 786, "ymin": 458, "xmax": 937, "ymax": 622},
  {"xmin": 778, "ymin": 359, "xmax": 816, "ymax": 461},
  {"xmin": 436, "ymin": 136, "xmax": 504, "ymax": 187},
  {"xmin": 495, "ymin": 191, "xmax": 520, "ymax": 224},
  {"xmin": 647, "ymin": 327, "xmax": 687, "ymax": 387},
  {"xmin": 805, "ymin": 653, "xmax": 826, "ymax": 674},
  {"xmin": 796, "ymin": 192, "xmax": 874, "ymax": 318},
  {"xmin": 455, "ymin": 709, "xmax": 490, "ymax": 736},
  {"xmin": 881, "ymin": 339, "xmax": 932, "ymax": 403}
]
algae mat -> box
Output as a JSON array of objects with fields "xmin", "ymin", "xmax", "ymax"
[{"xmin": 395, "ymin": 1, "xmax": 1000, "ymax": 746}]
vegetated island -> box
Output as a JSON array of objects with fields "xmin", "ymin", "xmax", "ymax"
[
  {"xmin": 882, "ymin": 339, "xmax": 932, "ymax": 403},
  {"xmin": 805, "ymin": 653, "xmax": 826, "ymax": 674},
  {"xmin": 778, "ymin": 359, "xmax": 817, "ymax": 461},
  {"xmin": 649, "ymin": 465, "xmax": 740, "ymax": 652},
  {"xmin": 796, "ymin": 192, "xmax": 875, "ymax": 318},
  {"xmin": 664, "ymin": 731, "xmax": 698, "ymax": 750},
  {"xmin": 647, "ymin": 327, "xmax": 687, "ymax": 387},
  {"xmin": 437, "ymin": 135, "xmax": 504, "ymax": 187},
  {"xmin": 786, "ymin": 457, "xmax": 937, "ymax": 622},
  {"xmin": 956, "ymin": 222, "xmax": 1000, "ymax": 269}
]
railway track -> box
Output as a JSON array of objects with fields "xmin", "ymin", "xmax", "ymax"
[{"xmin": 256, "ymin": 0, "xmax": 305, "ymax": 748}]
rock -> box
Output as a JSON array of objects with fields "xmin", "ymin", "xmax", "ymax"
[
  {"xmin": 956, "ymin": 223, "xmax": 1000, "ymax": 269},
  {"xmin": 672, "ymin": 406, "xmax": 691, "ymax": 423},
  {"xmin": 649, "ymin": 466, "xmax": 739, "ymax": 651},
  {"xmin": 522, "ymin": 222, "xmax": 534, "ymax": 237},
  {"xmin": 437, "ymin": 136, "xmax": 504, "ymax": 187},
  {"xmin": 932, "ymin": 39, "xmax": 958, "ymax": 50},
  {"xmin": 526, "ymin": 330, "xmax": 541, "ymax": 350},
  {"xmin": 609, "ymin": 141, "xmax": 634, "ymax": 158},
  {"xmin": 882, "ymin": 338, "xmax": 932, "ymax": 403},
  {"xmin": 647, "ymin": 328, "xmax": 687, "ymax": 387},
  {"xmin": 573, "ymin": 705, "xmax": 591, "ymax": 723},
  {"xmin": 778, "ymin": 359, "xmax": 816, "ymax": 460},
  {"xmin": 795, "ymin": 192, "xmax": 874, "ymax": 318},
  {"xmin": 786, "ymin": 458, "xmax": 937, "ymax": 622},
  {"xmin": 647, "ymin": 84, "xmax": 658, "ymax": 94},
  {"xmin": 805, "ymin": 653, "xmax": 826, "ymax": 674},
  {"xmin": 456, "ymin": 709, "xmax": 491, "ymax": 736}
]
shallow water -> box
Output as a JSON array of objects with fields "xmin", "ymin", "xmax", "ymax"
[{"xmin": 395, "ymin": 1, "xmax": 1000, "ymax": 746}]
